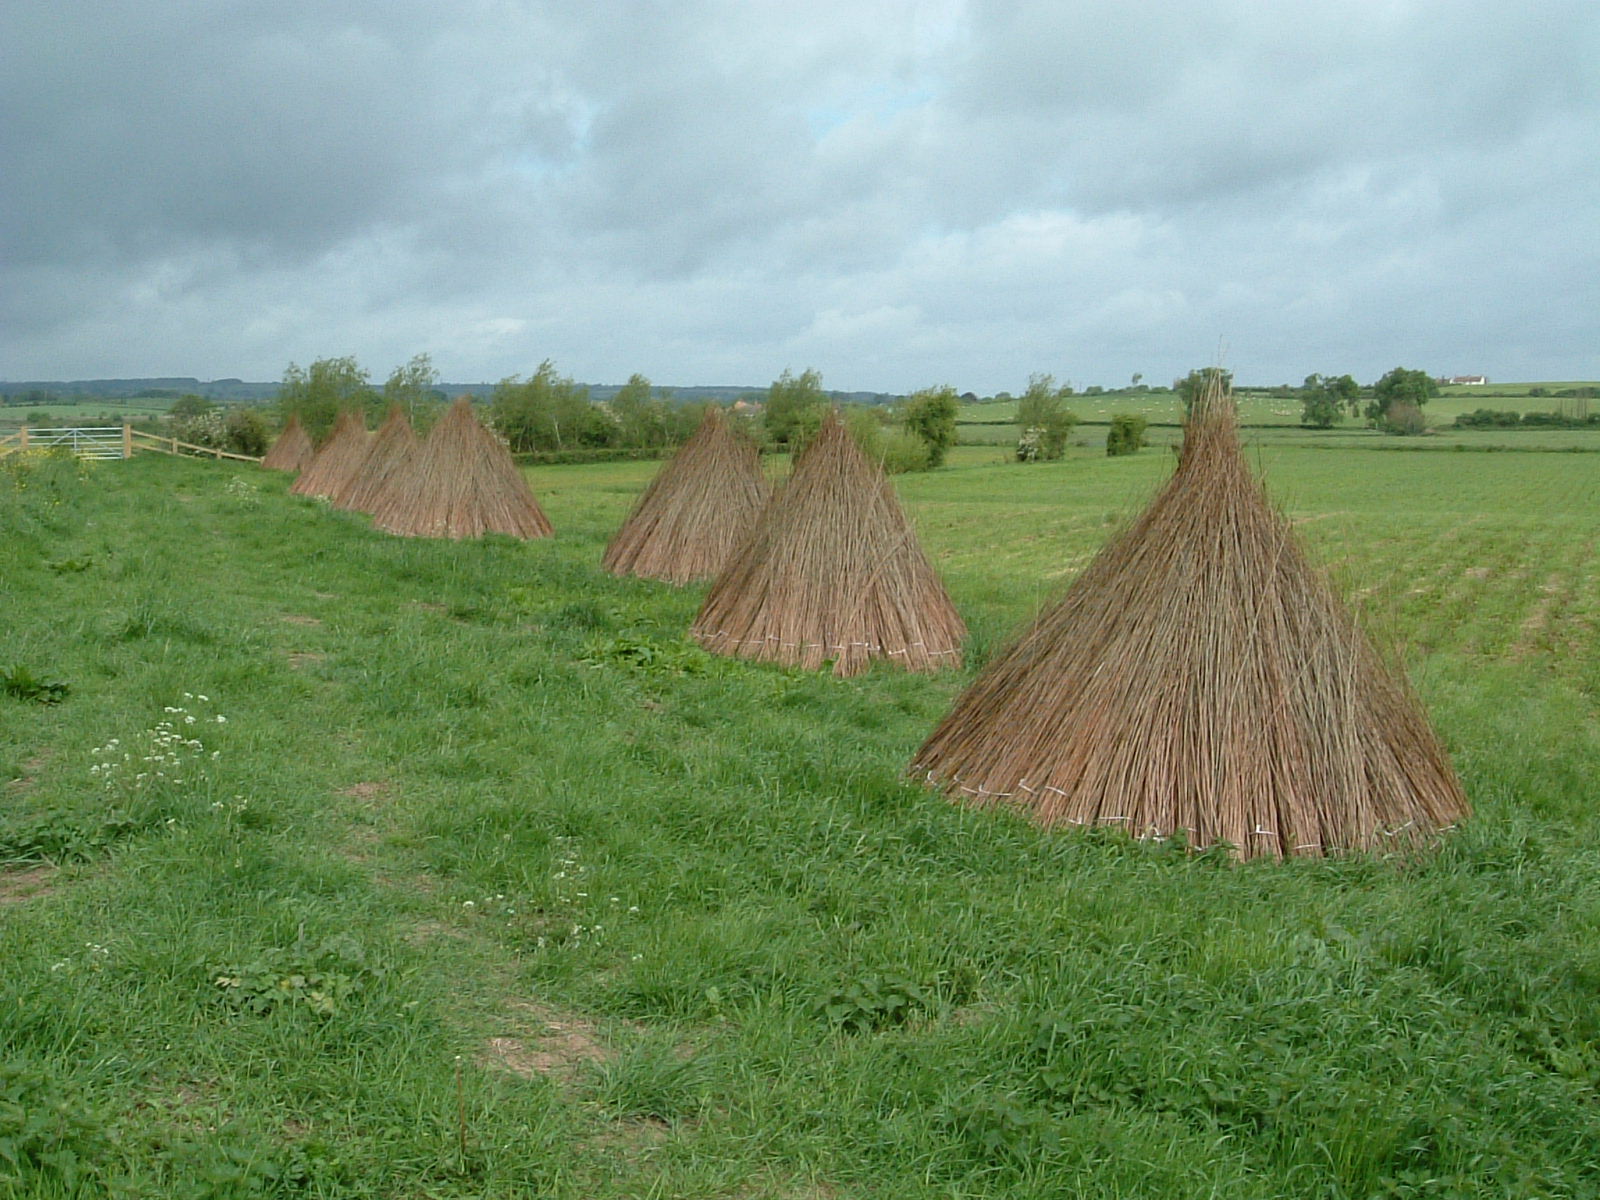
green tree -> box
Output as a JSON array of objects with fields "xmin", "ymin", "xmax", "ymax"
[
  {"xmin": 1016, "ymin": 374, "xmax": 1077, "ymax": 460},
  {"xmin": 1105, "ymin": 414, "xmax": 1148, "ymax": 456},
  {"xmin": 795, "ymin": 406, "xmax": 929, "ymax": 473},
  {"xmin": 169, "ymin": 393, "xmax": 215, "ymax": 420},
  {"xmin": 1175, "ymin": 367, "xmax": 1233, "ymax": 416},
  {"xmin": 491, "ymin": 360, "xmax": 608, "ymax": 453},
  {"xmin": 223, "ymin": 408, "xmax": 270, "ymax": 457},
  {"xmin": 1299, "ymin": 373, "xmax": 1359, "ymax": 429},
  {"xmin": 1367, "ymin": 367, "xmax": 1438, "ymax": 426},
  {"xmin": 383, "ymin": 353, "xmax": 442, "ymax": 429},
  {"xmin": 278, "ymin": 356, "xmax": 374, "ymax": 441},
  {"xmin": 610, "ymin": 373, "xmax": 674, "ymax": 448},
  {"xmin": 764, "ymin": 368, "xmax": 825, "ymax": 446},
  {"xmin": 901, "ymin": 385, "xmax": 959, "ymax": 467}
]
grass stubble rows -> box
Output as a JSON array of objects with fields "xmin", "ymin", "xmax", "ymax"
[{"xmin": 1, "ymin": 444, "xmax": 1599, "ymax": 1198}]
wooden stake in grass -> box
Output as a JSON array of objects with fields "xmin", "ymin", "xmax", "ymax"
[
  {"xmin": 289, "ymin": 410, "xmax": 370, "ymax": 499},
  {"xmin": 911, "ymin": 377, "xmax": 1471, "ymax": 859},
  {"xmin": 261, "ymin": 413, "xmax": 315, "ymax": 473},
  {"xmin": 332, "ymin": 405, "xmax": 417, "ymax": 513},
  {"xmin": 454, "ymin": 1054, "xmax": 467, "ymax": 1163},
  {"xmin": 369, "ymin": 397, "xmax": 553, "ymax": 540},
  {"xmin": 602, "ymin": 407, "xmax": 771, "ymax": 584},
  {"xmin": 691, "ymin": 409, "xmax": 965, "ymax": 676}
]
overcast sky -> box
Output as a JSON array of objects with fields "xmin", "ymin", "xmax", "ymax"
[{"xmin": 3, "ymin": 1, "xmax": 1597, "ymax": 393}]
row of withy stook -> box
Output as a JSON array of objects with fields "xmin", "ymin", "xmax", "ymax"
[
  {"xmin": 270, "ymin": 399, "xmax": 552, "ymax": 540},
  {"xmin": 266, "ymin": 387, "xmax": 1467, "ymax": 858}
]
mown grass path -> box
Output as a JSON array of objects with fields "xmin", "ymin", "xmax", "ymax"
[{"xmin": 2, "ymin": 446, "xmax": 1598, "ymax": 1197}]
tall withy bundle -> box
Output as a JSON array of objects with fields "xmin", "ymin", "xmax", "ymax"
[
  {"xmin": 911, "ymin": 382, "xmax": 1469, "ymax": 859},
  {"xmin": 332, "ymin": 405, "xmax": 417, "ymax": 513},
  {"xmin": 602, "ymin": 408, "xmax": 771, "ymax": 583},
  {"xmin": 261, "ymin": 413, "xmax": 314, "ymax": 473},
  {"xmin": 369, "ymin": 397, "xmax": 552, "ymax": 540},
  {"xmin": 289, "ymin": 410, "xmax": 370, "ymax": 498},
  {"xmin": 691, "ymin": 410, "xmax": 965, "ymax": 677}
]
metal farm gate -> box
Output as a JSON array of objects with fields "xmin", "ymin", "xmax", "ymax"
[
  {"xmin": 0, "ymin": 424, "xmax": 261, "ymax": 464},
  {"xmin": 25, "ymin": 426, "xmax": 127, "ymax": 459}
]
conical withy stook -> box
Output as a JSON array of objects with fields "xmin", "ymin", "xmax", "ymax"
[
  {"xmin": 369, "ymin": 397, "xmax": 552, "ymax": 540},
  {"xmin": 602, "ymin": 407, "xmax": 771, "ymax": 584},
  {"xmin": 691, "ymin": 410, "xmax": 965, "ymax": 676},
  {"xmin": 911, "ymin": 383, "xmax": 1469, "ymax": 858},
  {"xmin": 289, "ymin": 410, "xmax": 370, "ymax": 498},
  {"xmin": 333, "ymin": 405, "xmax": 417, "ymax": 513},
  {"xmin": 261, "ymin": 413, "xmax": 314, "ymax": 472}
]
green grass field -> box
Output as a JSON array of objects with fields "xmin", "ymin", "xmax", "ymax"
[
  {"xmin": 3, "ymin": 442, "xmax": 1599, "ymax": 1197},
  {"xmin": 959, "ymin": 383, "xmax": 1600, "ymax": 442},
  {"xmin": 0, "ymin": 401, "xmax": 174, "ymax": 430}
]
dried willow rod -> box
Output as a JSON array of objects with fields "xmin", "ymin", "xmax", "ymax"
[
  {"xmin": 911, "ymin": 379, "xmax": 1469, "ymax": 859},
  {"xmin": 289, "ymin": 410, "xmax": 371, "ymax": 498},
  {"xmin": 370, "ymin": 397, "xmax": 553, "ymax": 540},
  {"xmin": 332, "ymin": 405, "xmax": 417, "ymax": 513},
  {"xmin": 261, "ymin": 413, "xmax": 315, "ymax": 473},
  {"xmin": 691, "ymin": 409, "xmax": 965, "ymax": 677},
  {"xmin": 602, "ymin": 407, "xmax": 771, "ymax": 584}
]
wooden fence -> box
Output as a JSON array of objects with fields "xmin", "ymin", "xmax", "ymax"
[{"xmin": 0, "ymin": 424, "xmax": 262, "ymax": 464}]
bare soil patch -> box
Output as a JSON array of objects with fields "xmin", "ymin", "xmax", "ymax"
[
  {"xmin": 403, "ymin": 918, "xmax": 468, "ymax": 946},
  {"xmin": 480, "ymin": 1000, "xmax": 617, "ymax": 1081},
  {"xmin": 0, "ymin": 864, "xmax": 57, "ymax": 905},
  {"xmin": 280, "ymin": 613, "xmax": 322, "ymax": 626},
  {"xmin": 1512, "ymin": 573, "xmax": 1566, "ymax": 658},
  {"xmin": 6, "ymin": 751, "xmax": 50, "ymax": 794}
]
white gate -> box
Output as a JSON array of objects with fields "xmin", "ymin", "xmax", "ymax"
[{"xmin": 24, "ymin": 426, "xmax": 127, "ymax": 459}]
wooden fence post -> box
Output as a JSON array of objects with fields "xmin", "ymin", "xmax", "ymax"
[
  {"xmin": 122, "ymin": 422, "xmax": 133, "ymax": 458},
  {"xmin": 19, "ymin": 425, "xmax": 27, "ymax": 451}
]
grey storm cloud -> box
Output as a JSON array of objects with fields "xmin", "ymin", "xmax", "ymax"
[{"xmin": 2, "ymin": 0, "xmax": 1596, "ymax": 391}]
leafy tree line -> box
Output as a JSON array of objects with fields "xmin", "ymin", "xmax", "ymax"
[
  {"xmin": 264, "ymin": 355, "xmax": 955, "ymax": 471},
  {"xmin": 760, "ymin": 368, "xmax": 958, "ymax": 473},
  {"xmin": 277, "ymin": 354, "xmax": 445, "ymax": 442},
  {"xmin": 1296, "ymin": 366, "xmax": 1440, "ymax": 432},
  {"xmin": 490, "ymin": 364, "xmax": 718, "ymax": 455}
]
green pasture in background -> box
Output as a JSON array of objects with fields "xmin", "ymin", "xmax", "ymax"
[{"xmin": 957, "ymin": 381, "xmax": 1600, "ymax": 439}]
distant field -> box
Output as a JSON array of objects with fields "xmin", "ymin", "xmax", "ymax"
[
  {"xmin": 959, "ymin": 418, "xmax": 1600, "ymax": 454},
  {"xmin": 1436, "ymin": 380, "xmax": 1599, "ymax": 399},
  {"xmin": 0, "ymin": 399, "xmax": 173, "ymax": 426},
  {"xmin": 960, "ymin": 385, "xmax": 1600, "ymax": 446},
  {"xmin": 4, "ymin": 436, "xmax": 1598, "ymax": 1195}
]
